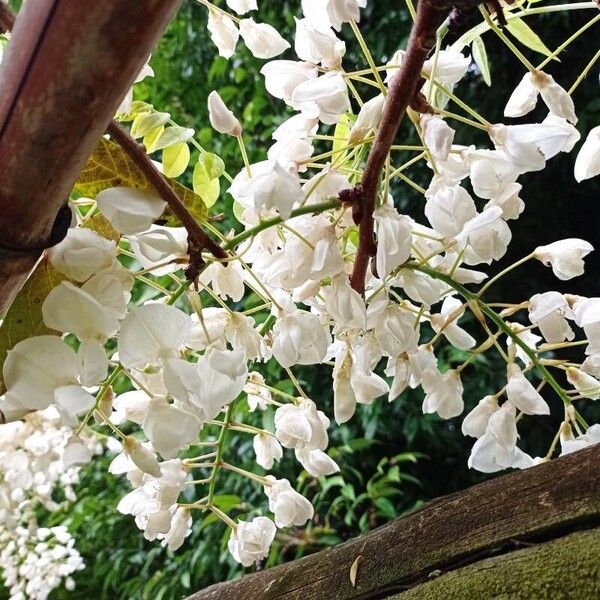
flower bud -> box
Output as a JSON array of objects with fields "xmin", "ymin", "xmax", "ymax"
[
  {"xmin": 123, "ymin": 436, "xmax": 161, "ymax": 477},
  {"xmin": 349, "ymin": 94, "xmax": 385, "ymax": 143},
  {"xmin": 208, "ymin": 91, "xmax": 242, "ymax": 137},
  {"xmin": 574, "ymin": 126, "xmax": 600, "ymax": 182}
]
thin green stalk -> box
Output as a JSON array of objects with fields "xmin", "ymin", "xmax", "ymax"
[
  {"xmin": 405, "ymin": 263, "xmax": 589, "ymax": 428},
  {"xmin": 206, "ymin": 404, "xmax": 233, "ymax": 506},
  {"xmin": 224, "ymin": 199, "xmax": 341, "ymax": 250},
  {"xmin": 349, "ymin": 20, "xmax": 387, "ymax": 95}
]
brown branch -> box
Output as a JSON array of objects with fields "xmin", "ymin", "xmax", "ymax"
[
  {"xmin": 0, "ymin": 6, "xmax": 226, "ymax": 284},
  {"xmin": 347, "ymin": 0, "xmax": 454, "ymax": 295},
  {"xmin": 106, "ymin": 122, "xmax": 228, "ymax": 279},
  {"xmin": 0, "ymin": 2, "xmax": 15, "ymax": 33},
  {"xmin": 0, "ymin": 0, "xmax": 183, "ymax": 313}
]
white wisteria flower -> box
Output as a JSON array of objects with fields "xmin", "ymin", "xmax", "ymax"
[
  {"xmin": 96, "ymin": 187, "xmax": 166, "ymax": 234},
  {"xmin": 207, "ymin": 10, "xmax": 239, "ymax": 58},
  {"xmin": 506, "ymin": 363, "xmax": 550, "ymax": 415},
  {"xmin": 533, "ymin": 239, "xmax": 593, "ymax": 280},
  {"xmin": 264, "ymin": 477, "xmax": 314, "ymax": 527},
  {"xmin": 239, "ymin": 18, "xmax": 290, "ymax": 59},
  {"xmin": 253, "ymin": 434, "xmax": 283, "ymax": 469},
  {"xmin": 274, "ymin": 399, "xmax": 329, "ymax": 450},
  {"xmin": 228, "ymin": 516, "xmax": 276, "ymax": 566}
]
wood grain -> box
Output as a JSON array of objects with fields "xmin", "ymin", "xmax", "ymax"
[{"xmin": 188, "ymin": 445, "xmax": 600, "ymax": 600}]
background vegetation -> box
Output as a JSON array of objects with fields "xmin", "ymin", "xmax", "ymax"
[{"xmin": 2, "ymin": 1, "xmax": 600, "ymax": 599}]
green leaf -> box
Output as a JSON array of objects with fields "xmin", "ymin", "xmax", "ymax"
[
  {"xmin": 193, "ymin": 153, "xmax": 224, "ymax": 208},
  {"xmin": 162, "ymin": 142, "xmax": 190, "ymax": 178},
  {"xmin": 143, "ymin": 125, "xmax": 165, "ymax": 153},
  {"xmin": 151, "ymin": 126, "xmax": 195, "ymax": 152},
  {"xmin": 130, "ymin": 111, "xmax": 170, "ymax": 139},
  {"xmin": 506, "ymin": 17, "xmax": 553, "ymax": 57},
  {"xmin": 472, "ymin": 36, "xmax": 491, "ymax": 86},
  {"xmin": 198, "ymin": 152, "xmax": 225, "ymax": 180},
  {"xmin": 74, "ymin": 137, "xmax": 207, "ymax": 223},
  {"xmin": 0, "ymin": 259, "xmax": 66, "ymax": 394}
]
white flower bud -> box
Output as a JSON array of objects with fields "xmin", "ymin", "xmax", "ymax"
[
  {"xmin": 207, "ymin": 90, "xmax": 242, "ymax": 136},
  {"xmin": 225, "ymin": 0, "xmax": 257, "ymax": 15},
  {"xmin": 63, "ymin": 436, "xmax": 92, "ymax": 467},
  {"xmin": 207, "ymin": 11, "xmax": 239, "ymax": 59},
  {"xmin": 123, "ymin": 437, "xmax": 161, "ymax": 478},
  {"xmin": 253, "ymin": 434, "xmax": 283, "ymax": 470},
  {"xmin": 164, "ymin": 507, "xmax": 192, "ymax": 551},
  {"xmin": 462, "ymin": 395, "xmax": 499, "ymax": 438},
  {"xmin": 349, "ymin": 94, "xmax": 385, "ymax": 143},
  {"xmin": 421, "ymin": 115, "xmax": 455, "ymax": 161},
  {"xmin": 566, "ymin": 367, "xmax": 600, "ymax": 400},
  {"xmin": 506, "ymin": 363, "xmax": 550, "ymax": 415},
  {"xmin": 574, "ymin": 126, "xmax": 600, "ymax": 182},
  {"xmin": 295, "ymin": 448, "xmax": 340, "ymax": 477}
]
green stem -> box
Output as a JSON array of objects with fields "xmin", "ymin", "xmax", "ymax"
[
  {"xmin": 538, "ymin": 13, "xmax": 600, "ymax": 70},
  {"xmin": 224, "ymin": 199, "xmax": 341, "ymax": 250},
  {"xmin": 349, "ymin": 20, "xmax": 387, "ymax": 95},
  {"xmin": 477, "ymin": 253, "xmax": 534, "ymax": 297},
  {"xmin": 569, "ymin": 49, "xmax": 600, "ymax": 95},
  {"xmin": 405, "ymin": 263, "xmax": 589, "ymax": 428},
  {"xmin": 206, "ymin": 404, "xmax": 233, "ymax": 506}
]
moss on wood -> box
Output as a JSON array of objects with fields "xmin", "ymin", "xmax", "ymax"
[{"xmin": 389, "ymin": 529, "xmax": 600, "ymax": 600}]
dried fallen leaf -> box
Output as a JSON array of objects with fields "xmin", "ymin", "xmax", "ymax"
[{"xmin": 350, "ymin": 555, "xmax": 362, "ymax": 587}]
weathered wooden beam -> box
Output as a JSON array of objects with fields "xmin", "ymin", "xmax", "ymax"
[
  {"xmin": 0, "ymin": 0, "xmax": 182, "ymax": 314},
  {"xmin": 188, "ymin": 444, "xmax": 600, "ymax": 600},
  {"xmin": 389, "ymin": 529, "xmax": 600, "ymax": 600}
]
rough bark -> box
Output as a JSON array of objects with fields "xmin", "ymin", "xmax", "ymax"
[
  {"xmin": 187, "ymin": 444, "xmax": 600, "ymax": 600},
  {"xmin": 0, "ymin": 0, "xmax": 182, "ymax": 314}
]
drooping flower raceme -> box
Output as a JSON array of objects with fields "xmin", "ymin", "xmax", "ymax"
[{"xmin": 1, "ymin": 0, "xmax": 599, "ymax": 580}]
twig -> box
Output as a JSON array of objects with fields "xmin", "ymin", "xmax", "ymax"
[
  {"xmin": 106, "ymin": 121, "xmax": 227, "ymax": 279},
  {"xmin": 345, "ymin": 0, "xmax": 493, "ymax": 294},
  {"xmin": 0, "ymin": 8, "xmax": 225, "ymax": 281},
  {"xmin": 0, "ymin": 3, "xmax": 15, "ymax": 33},
  {"xmin": 346, "ymin": 0, "xmax": 453, "ymax": 294}
]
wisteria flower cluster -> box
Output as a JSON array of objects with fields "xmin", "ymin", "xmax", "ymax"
[
  {"xmin": 0, "ymin": 408, "xmax": 100, "ymax": 599},
  {"xmin": 1, "ymin": 0, "xmax": 600, "ymax": 589}
]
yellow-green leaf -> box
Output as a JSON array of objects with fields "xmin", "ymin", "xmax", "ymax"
[
  {"xmin": 83, "ymin": 213, "xmax": 121, "ymax": 243},
  {"xmin": 199, "ymin": 152, "xmax": 225, "ymax": 180},
  {"xmin": 74, "ymin": 137, "xmax": 207, "ymax": 222},
  {"xmin": 506, "ymin": 17, "xmax": 553, "ymax": 57},
  {"xmin": 162, "ymin": 143, "xmax": 190, "ymax": 178},
  {"xmin": 192, "ymin": 153, "xmax": 224, "ymax": 208},
  {"xmin": 143, "ymin": 125, "xmax": 165, "ymax": 153},
  {"xmin": 130, "ymin": 111, "xmax": 170, "ymax": 139},
  {"xmin": 333, "ymin": 113, "xmax": 352, "ymax": 155},
  {"xmin": 151, "ymin": 126, "xmax": 195, "ymax": 153},
  {"xmin": 472, "ymin": 36, "xmax": 491, "ymax": 86},
  {"xmin": 0, "ymin": 259, "xmax": 66, "ymax": 393}
]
